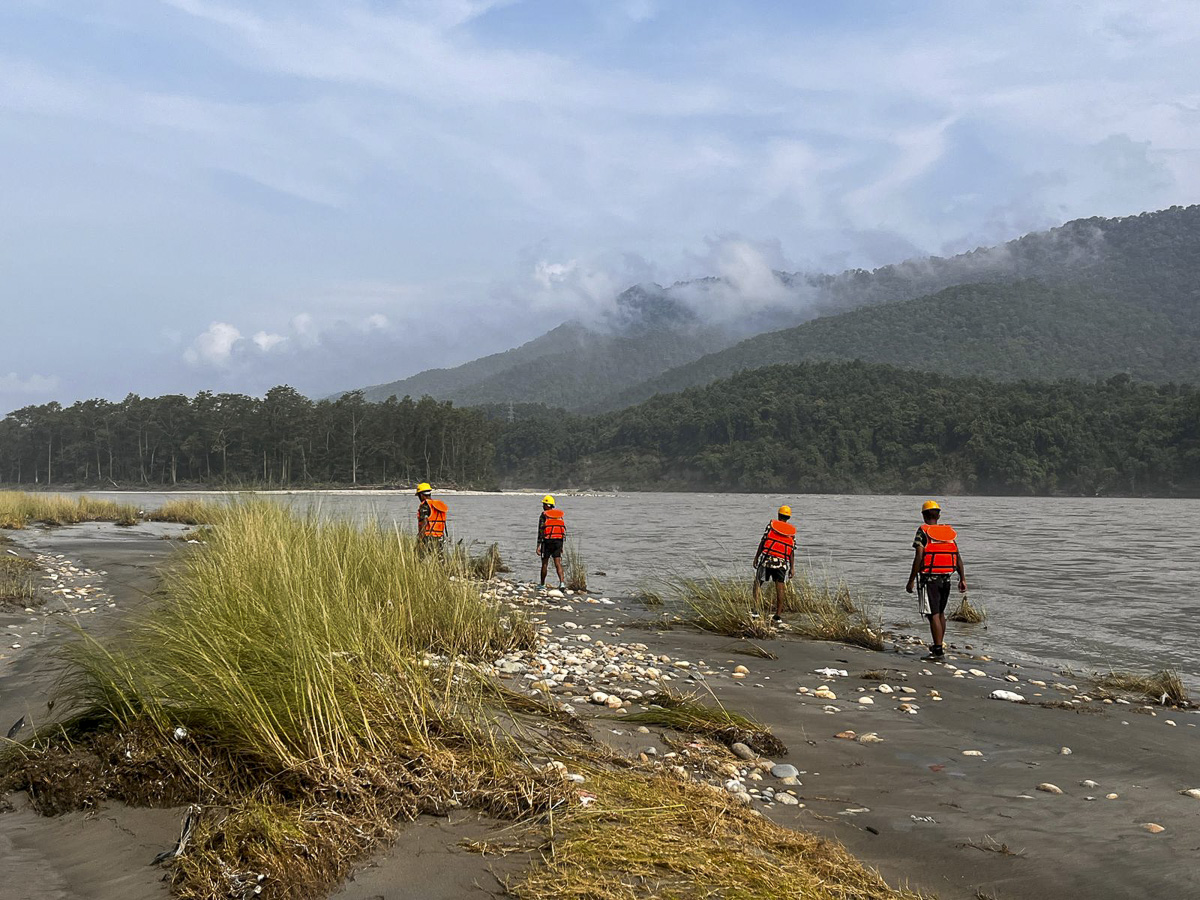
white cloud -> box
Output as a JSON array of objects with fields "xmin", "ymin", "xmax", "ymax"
[
  {"xmin": 252, "ymin": 331, "xmax": 287, "ymax": 351},
  {"xmin": 183, "ymin": 321, "xmax": 243, "ymax": 367}
]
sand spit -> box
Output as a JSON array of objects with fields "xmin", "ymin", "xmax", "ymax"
[{"xmin": 2, "ymin": 525, "xmax": 1200, "ymax": 900}]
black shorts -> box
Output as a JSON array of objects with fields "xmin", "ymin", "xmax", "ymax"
[
  {"xmin": 540, "ymin": 539, "xmax": 563, "ymax": 560},
  {"xmin": 756, "ymin": 562, "xmax": 788, "ymax": 584},
  {"xmin": 921, "ymin": 577, "xmax": 951, "ymax": 617}
]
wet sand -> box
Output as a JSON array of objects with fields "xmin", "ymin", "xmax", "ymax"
[{"xmin": 3, "ymin": 525, "xmax": 1199, "ymax": 899}]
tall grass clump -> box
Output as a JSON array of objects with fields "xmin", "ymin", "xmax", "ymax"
[
  {"xmin": 948, "ymin": 594, "xmax": 987, "ymax": 623},
  {"xmin": 1096, "ymin": 669, "xmax": 1188, "ymax": 707},
  {"xmin": 3, "ymin": 502, "xmax": 550, "ymax": 899},
  {"xmin": 0, "ymin": 492, "xmax": 140, "ymax": 529},
  {"xmin": 667, "ymin": 572, "xmax": 883, "ymax": 650},
  {"xmin": 143, "ymin": 498, "xmax": 224, "ymax": 526},
  {"xmin": 564, "ymin": 542, "xmax": 588, "ymax": 592},
  {"xmin": 0, "ymin": 555, "xmax": 40, "ymax": 607}
]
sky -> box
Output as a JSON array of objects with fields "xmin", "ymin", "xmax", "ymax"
[{"xmin": 2, "ymin": 0, "xmax": 1199, "ymax": 406}]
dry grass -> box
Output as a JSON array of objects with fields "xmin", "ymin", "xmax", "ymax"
[
  {"xmin": 564, "ymin": 542, "xmax": 588, "ymax": 592},
  {"xmin": 948, "ymin": 595, "xmax": 987, "ymax": 623},
  {"xmin": 1095, "ymin": 669, "xmax": 1189, "ymax": 707},
  {"xmin": 623, "ymin": 690, "xmax": 786, "ymax": 757},
  {"xmin": 511, "ymin": 768, "xmax": 928, "ymax": 900},
  {"xmin": 143, "ymin": 498, "xmax": 224, "ymax": 526},
  {"xmin": 0, "ymin": 555, "xmax": 40, "ymax": 607},
  {"xmin": 671, "ymin": 574, "xmax": 884, "ymax": 650},
  {"xmin": 0, "ymin": 492, "xmax": 141, "ymax": 529}
]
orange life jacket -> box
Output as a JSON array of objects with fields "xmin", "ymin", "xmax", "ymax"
[
  {"xmin": 919, "ymin": 523, "xmax": 959, "ymax": 576},
  {"xmin": 541, "ymin": 508, "xmax": 566, "ymax": 541},
  {"xmin": 760, "ymin": 519, "xmax": 796, "ymax": 562},
  {"xmin": 420, "ymin": 499, "xmax": 448, "ymax": 539}
]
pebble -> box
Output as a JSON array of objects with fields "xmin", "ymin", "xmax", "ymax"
[
  {"xmin": 962, "ymin": 750, "xmax": 984, "ymax": 757},
  {"xmin": 771, "ymin": 764, "xmax": 800, "ymax": 779},
  {"xmin": 1143, "ymin": 823, "xmax": 1166, "ymax": 834},
  {"xmin": 814, "ymin": 688, "xmax": 837, "ymax": 700},
  {"xmin": 1180, "ymin": 789, "xmax": 1200, "ymax": 800},
  {"xmin": 733, "ymin": 665, "xmax": 749, "ymax": 674},
  {"xmin": 636, "ymin": 726, "xmax": 650, "ymax": 735},
  {"xmin": 776, "ymin": 793, "xmax": 800, "ymax": 806},
  {"xmin": 857, "ymin": 696, "xmax": 875, "ymax": 705},
  {"xmin": 876, "ymin": 684, "xmax": 894, "ymax": 694},
  {"xmin": 856, "ymin": 732, "xmax": 883, "ymax": 744},
  {"xmin": 990, "ymin": 689, "xmax": 1025, "ymax": 702},
  {"xmin": 968, "ymin": 668, "xmax": 986, "ymax": 677},
  {"xmin": 1106, "ymin": 793, "xmax": 1120, "ymax": 800},
  {"xmin": 1036, "ymin": 783, "xmax": 1064, "ymax": 794},
  {"xmin": 1059, "ymin": 747, "xmax": 1072, "ymax": 756},
  {"xmin": 1081, "ymin": 780, "xmax": 1100, "ymax": 788},
  {"xmin": 731, "ymin": 742, "xmax": 756, "ymax": 760},
  {"xmin": 835, "ymin": 730, "xmax": 857, "ymax": 740}
]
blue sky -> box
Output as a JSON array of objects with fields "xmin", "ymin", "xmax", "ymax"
[{"xmin": 2, "ymin": 0, "xmax": 1198, "ymax": 404}]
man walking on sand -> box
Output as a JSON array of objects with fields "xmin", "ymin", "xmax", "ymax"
[
  {"xmin": 536, "ymin": 495, "xmax": 566, "ymax": 590},
  {"xmin": 906, "ymin": 500, "xmax": 967, "ymax": 659},
  {"xmin": 415, "ymin": 482, "xmax": 448, "ymax": 556},
  {"xmin": 752, "ymin": 505, "xmax": 796, "ymax": 625}
]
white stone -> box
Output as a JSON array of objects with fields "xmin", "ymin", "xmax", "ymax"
[
  {"xmin": 1036, "ymin": 783, "xmax": 1064, "ymax": 795},
  {"xmin": 990, "ymin": 689, "xmax": 1025, "ymax": 702}
]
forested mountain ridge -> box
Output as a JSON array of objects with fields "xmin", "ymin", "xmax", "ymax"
[
  {"xmin": 496, "ymin": 361, "xmax": 1200, "ymax": 497},
  {"xmin": 350, "ymin": 284, "xmax": 758, "ymax": 408},
  {"xmin": 599, "ymin": 279, "xmax": 1199, "ymax": 409},
  {"xmin": 349, "ymin": 205, "xmax": 1200, "ymax": 411}
]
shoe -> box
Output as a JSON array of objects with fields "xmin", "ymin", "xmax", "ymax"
[
  {"xmin": 931, "ymin": 644, "xmax": 945, "ymax": 658},
  {"xmin": 558, "ymin": 582, "xmax": 566, "ymax": 590},
  {"xmin": 750, "ymin": 611, "xmax": 761, "ymax": 620},
  {"xmin": 772, "ymin": 614, "xmax": 784, "ymax": 625}
]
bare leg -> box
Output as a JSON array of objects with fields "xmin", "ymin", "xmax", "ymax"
[
  {"xmin": 752, "ymin": 574, "xmax": 761, "ymax": 610},
  {"xmin": 554, "ymin": 557, "xmax": 564, "ymax": 584},
  {"xmin": 929, "ymin": 612, "xmax": 946, "ymax": 647},
  {"xmin": 540, "ymin": 557, "xmax": 549, "ymax": 585},
  {"xmin": 774, "ymin": 580, "xmax": 786, "ymax": 618}
]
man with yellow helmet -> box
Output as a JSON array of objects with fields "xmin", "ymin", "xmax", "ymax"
[
  {"xmin": 752, "ymin": 504, "xmax": 796, "ymax": 624},
  {"xmin": 905, "ymin": 500, "xmax": 968, "ymax": 659},
  {"xmin": 536, "ymin": 494, "xmax": 567, "ymax": 589},
  {"xmin": 415, "ymin": 482, "xmax": 448, "ymax": 556}
]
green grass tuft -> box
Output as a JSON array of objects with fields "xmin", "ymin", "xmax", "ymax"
[{"xmin": 1095, "ymin": 669, "xmax": 1188, "ymax": 707}]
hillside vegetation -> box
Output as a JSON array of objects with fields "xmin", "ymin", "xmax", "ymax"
[
  {"xmin": 352, "ymin": 205, "xmax": 1200, "ymax": 411},
  {"xmin": 495, "ymin": 361, "xmax": 1200, "ymax": 497},
  {"xmin": 602, "ymin": 280, "xmax": 1199, "ymax": 408}
]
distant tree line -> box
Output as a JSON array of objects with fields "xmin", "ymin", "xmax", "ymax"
[
  {"xmin": 492, "ymin": 362, "xmax": 1200, "ymax": 497},
  {"xmin": 0, "ymin": 388, "xmax": 496, "ymax": 488},
  {"xmin": 4, "ymin": 361, "xmax": 1198, "ymax": 496}
]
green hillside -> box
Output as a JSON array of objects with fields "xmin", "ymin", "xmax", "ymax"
[
  {"xmin": 496, "ymin": 361, "xmax": 1200, "ymax": 497},
  {"xmin": 600, "ymin": 280, "xmax": 1199, "ymax": 409}
]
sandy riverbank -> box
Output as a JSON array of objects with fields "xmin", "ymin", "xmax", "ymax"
[{"xmin": 2, "ymin": 523, "xmax": 1198, "ymax": 900}]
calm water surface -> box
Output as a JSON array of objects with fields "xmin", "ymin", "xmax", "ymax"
[{"xmin": 83, "ymin": 491, "xmax": 1200, "ymax": 685}]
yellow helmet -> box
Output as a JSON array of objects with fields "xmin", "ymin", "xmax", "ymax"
[
  {"xmin": 777, "ymin": 505, "xmax": 792, "ymax": 517},
  {"xmin": 416, "ymin": 482, "xmax": 432, "ymax": 495},
  {"xmin": 921, "ymin": 500, "xmax": 941, "ymax": 512},
  {"xmin": 542, "ymin": 494, "xmax": 556, "ymax": 506}
]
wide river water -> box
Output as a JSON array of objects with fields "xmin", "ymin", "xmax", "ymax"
[{"xmin": 78, "ymin": 491, "xmax": 1200, "ymax": 686}]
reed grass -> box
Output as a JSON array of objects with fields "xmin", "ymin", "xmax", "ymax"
[
  {"xmin": 1095, "ymin": 669, "xmax": 1188, "ymax": 707},
  {"xmin": 948, "ymin": 594, "xmax": 987, "ymax": 623},
  {"xmin": 0, "ymin": 492, "xmax": 140, "ymax": 529},
  {"xmin": 671, "ymin": 573, "xmax": 884, "ymax": 650},
  {"xmin": 564, "ymin": 542, "xmax": 588, "ymax": 592},
  {"xmin": 0, "ymin": 555, "xmax": 39, "ymax": 606},
  {"xmin": 143, "ymin": 498, "xmax": 224, "ymax": 526}
]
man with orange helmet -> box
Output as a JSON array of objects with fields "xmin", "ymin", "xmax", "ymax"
[
  {"xmin": 536, "ymin": 495, "xmax": 567, "ymax": 589},
  {"xmin": 415, "ymin": 482, "xmax": 448, "ymax": 556},
  {"xmin": 752, "ymin": 505, "xmax": 796, "ymax": 624},
  {"xmin": 905, "ymin": 500, "xmax": 968, "ymax": 659}
]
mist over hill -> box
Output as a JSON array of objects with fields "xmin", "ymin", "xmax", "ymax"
[{"xmin": 347, "ymin": 205, "xmax": 1200, "ymax": 410}]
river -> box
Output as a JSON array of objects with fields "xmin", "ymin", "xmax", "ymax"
[{"xmin": 75, "ymin": 490, "xmax": 1200, "ymax": 685}]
